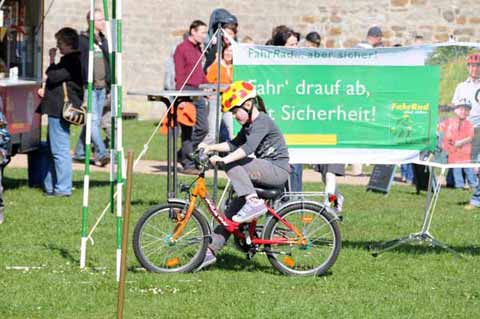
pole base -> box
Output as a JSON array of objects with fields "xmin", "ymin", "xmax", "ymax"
[
  {"xmin": 370, "ymin": 231, "xmax": 462, "ymax": 258},
  {"xmin": 80, "ymin": 237, "xmax": 88, "ymax": 268}
]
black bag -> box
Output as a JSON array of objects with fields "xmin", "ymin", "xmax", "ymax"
[{"xmin": 62, "ymin": 82, "xmax": 86, "ymax": 126}]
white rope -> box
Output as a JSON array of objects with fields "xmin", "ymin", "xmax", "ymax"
[{"xmin": 86, "ymin": 29, "xmax": 220, "ymax": 242}]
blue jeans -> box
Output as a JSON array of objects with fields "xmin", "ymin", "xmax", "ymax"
[
  {"xmin": 44, "ymin": 116, "xmax": 72, "ymax": 195},
  {"xmin": 400, "ymin": 164, "xmax": 414, "ymax": 182},
  {"xmin": 74, "ymin": 88, "xmax": 107, "ymax": 160},
  {"xmin": 289, "ymin": 164, "xmax": 303, "ymax": 192},
  {"xmin": 470, "ymin": 178, "xmax": 480, "ymax": 206},
  {"xmin": 452, "ymin": 168, "xmax": 477, "ymax": 188}
]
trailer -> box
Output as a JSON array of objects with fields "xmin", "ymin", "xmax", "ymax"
[{"xmin": 0, "ymin": 0, "xmax": 43, "ymax": 155}]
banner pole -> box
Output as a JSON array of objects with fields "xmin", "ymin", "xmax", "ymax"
[
  {"xmin": 80, "ymin": 0, "xmax": 96, "ymax": 269},
  {"xmin": 213, "ymin": 26, "xmax": 222, "ymax": 203}
]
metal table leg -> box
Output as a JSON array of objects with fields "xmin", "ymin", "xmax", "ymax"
[{"xmin": 371, "ymin": 167, "xmax": 461, "ymax": 258}]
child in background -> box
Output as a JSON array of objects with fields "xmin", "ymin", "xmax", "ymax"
[
  {"xmin": 0, "ymin": 111, "xmax": 10, "ymax": 224},
  {"xmin": 438, "ymin": 99, "xmax": 477, "ymax": 189}
]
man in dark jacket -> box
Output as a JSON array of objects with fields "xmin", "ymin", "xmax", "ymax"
[{"xmin": 73, "ymin": 9, "xmax": 111, "ymax": 167}]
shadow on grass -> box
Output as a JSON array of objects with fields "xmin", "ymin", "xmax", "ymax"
[
  {"xmin": 3, "ymin": 176, "xmax": 28, "ymax": 190},
  {"xmin": 211, "ymin": 252, "xmax": 273, "ymax": 273},
  {"xmin": 342, "ymin": 239, "xmax": 480, "ymax": 256},
  {"xmin": 43, "ymin": 243, "xmax": 79, "ymax": 264},
  {"xmin": 130, "ymin": 199, "xmax": 164, "ymax": 207}
]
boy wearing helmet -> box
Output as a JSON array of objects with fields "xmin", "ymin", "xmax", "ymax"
[
  {"xmin": 197, "ymin": 81, "xmax": 290, "ymax": 269},
  {"xmin": 438, "ymin": 99, "xmax": 477, "ymax": 188},
  {"xmin": 452, "ymin": 53, "xmax": 480, "ymax": 161}
]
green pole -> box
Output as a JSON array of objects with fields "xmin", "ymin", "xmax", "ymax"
[
  {"xmin": 113, "ymin": 0, "xmax": 124, "ymax": 282},
  {"xmin": 102, "ymin": 0, "xmax": 116, "ymax": 215},
  {"xmin": 80, "ymin": 0, "xmax": 96, "ymax": 269}
]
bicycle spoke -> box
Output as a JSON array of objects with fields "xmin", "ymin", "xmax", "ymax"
[
  {"xmin": 144, "ymin": 221, "xmax": 170, "ymax": 237},
  {"xmin": 265, "ymin": 205, "xmax": 340, "ymax": 276}
]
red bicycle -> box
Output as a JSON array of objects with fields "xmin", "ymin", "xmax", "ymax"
[{"xmin": 133, "ymin": 150, "xmax": 342, "ymax": 276}]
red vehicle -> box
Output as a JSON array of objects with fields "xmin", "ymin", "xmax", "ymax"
[
  {"xmin": 132, "ymin": 150, "xmax": 342, "ymax": 276},
  {"xmin": 1, "ymin": 0, "xmax": 43, "ymax": 155}
]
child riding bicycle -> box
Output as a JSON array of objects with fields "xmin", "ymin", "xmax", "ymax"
[{"xmin": 197, "ymin": 81, "xmax": 290, "ymax": 269}]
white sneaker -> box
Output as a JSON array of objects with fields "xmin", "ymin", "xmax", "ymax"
[{"xmin": 232, "ymin": 199, "xmax": 267, "ymax": 223}]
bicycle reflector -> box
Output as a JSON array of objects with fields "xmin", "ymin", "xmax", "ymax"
[
  {"xmin": 301, "ymin": 215, "xmax": 314, "ymax": 224},
  {"xmin": 166, "ymin": 257, "xmax": 180, "ymax": 268},
  {"xmin": 328, "ymin": 194, "xmax": 337, "ymax": 203},
  {"xmin": 283, "ymin": 256, "xmax": 296, "ymax": 268}
]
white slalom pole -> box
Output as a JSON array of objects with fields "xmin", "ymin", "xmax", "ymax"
[
  {"xmin": 80, "ymin": 0, "xmax": 96, "ymax": 269},
  {"xmin": 113, "ymin": 0, "xmax": 124, "ymax": 282}
]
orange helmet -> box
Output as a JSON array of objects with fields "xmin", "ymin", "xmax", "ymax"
[
  {"xmin": 467, "ymin": 53, "xmax": 480, "ymax": 64},
  {"xmin": 221, "ymin": 81, "xmax": 256, "ymax": 113}
]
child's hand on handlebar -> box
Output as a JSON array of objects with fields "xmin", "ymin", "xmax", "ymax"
[
  {"xmin": 209, "ymin": 155, "xmax": 224, "ymax": 166},
  {"xmin": 197, "ymin": 143, "xmax": 211, "ymax": 154}
]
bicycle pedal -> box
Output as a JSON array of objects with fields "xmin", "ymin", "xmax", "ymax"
[{"xmin": 246, "ymin": 248, "xmax": 257, "ymax": 260}]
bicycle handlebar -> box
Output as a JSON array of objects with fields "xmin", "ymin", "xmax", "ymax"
[{"xmin": 187, "ymin": 148, "xmax": 226, "ymax": 172}]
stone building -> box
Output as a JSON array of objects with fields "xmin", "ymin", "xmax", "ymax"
[{"xmin": 43, "ymin": 0, "xmax": 480, "ymax": 118}]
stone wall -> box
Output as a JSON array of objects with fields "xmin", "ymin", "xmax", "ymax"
[{"xmin": 43, "ymin": 0, "xmax": 480, "ymax": 118}]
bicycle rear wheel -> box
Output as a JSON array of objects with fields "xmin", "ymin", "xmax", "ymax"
[
  {"xmin": 133, "ymin": 202, "xmax": 210, "ymax": 273},
  {"xmin": 263, "ymin": 202, "xmax": 341, "ymax": 276}
]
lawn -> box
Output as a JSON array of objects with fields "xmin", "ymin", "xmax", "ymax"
[
  {"xmin": 66, "ymin": 119, "xmax": 171, "ymax": 162},
  {"xmin": 0, "ymin": 168, "xmax": 479, "ymax": 319}
]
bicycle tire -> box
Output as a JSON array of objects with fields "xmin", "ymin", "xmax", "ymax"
[
  {"xmin": 263, "ymin": 202, "xmax": 341, "ymax": 276},
  {"xmin": 133, "ymin": 202, "xmax": 210, "ymax": 273}
]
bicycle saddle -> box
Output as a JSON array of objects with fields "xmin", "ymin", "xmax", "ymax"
[{"xmin": 253, "ymin": 184, "xmax": 284, "ymax": 200}]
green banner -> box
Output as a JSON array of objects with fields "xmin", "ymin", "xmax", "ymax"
[{"xmin": 235, "ymin": 65, "xmax": 440, "ymax": 150}]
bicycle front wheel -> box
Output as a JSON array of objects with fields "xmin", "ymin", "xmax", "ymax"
[
  {"xmin": 133, "ymin": 203, "xmax": 210, "ymax": 273},
  {"xmin": 263, "ymin": 202, "xmax": 341, "ymax": 276}
]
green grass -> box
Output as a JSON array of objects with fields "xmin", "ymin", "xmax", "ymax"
[
  {"xmin": 43, "ymin": 120, "xmax": 173, "ymax": 162},
  {"xmin": 0, "ymin": 168, "xmax": 479, "ymax": 318}
]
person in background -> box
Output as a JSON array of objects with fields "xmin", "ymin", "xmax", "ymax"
[
  {"xmin": 438, "ymin": 99, "xmax": 477, "ymax": 189},
  {"xmin": 174, "ymin": 20, "xmax": 209, "ymax": 175},
  {"xmin": 204, "ymin": 22, "xmax": 237, "ymax": 72},
  {"xmin": 73, "ymin": 9, "xmax": 111, "ymax": 167},
  {"xmin": 400, "ymin": 164, "xmax": 414, "ymax": 184},
  {"xmin": 265, "ymin": 25, "xmax": 290, "ymax": 45},
  {"xmin": 269, "ymin": 27, "xmax": 301, "ymax": 191},
  {"xmin": 39, "ymin": 27, "xmax": 83, "ymax": 197},
  {"xmin": 304, "ymin": 31, "xmax": 321, "ymax": 48},
  {"xmin": 356, "ymin": 26, "xmax": 384, "ymax": 48},
  {"xmin": 164, "ymin": 32, "xmax": 189, "ymax": 91},
  {"xmin": 0, "ymin": 111, "xmax": 10, "ymax": 224},
  {"xmin": 204, "ymin": 8, "xmax": 238, "ymax": 73},
  {"xmin": 452, "ymin": 53, "xmax": 480, "ymax": 162},
  {"xmin": 204, "ymin": 45, "xmax": 234, "ymax": 143},
  {"xmin": 272, "ymin": 28, "xmax": 299, "ymax": 47},
  {"xmin": 314, "ymin": 164, "xmax": 345, "ymax": 212}
]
